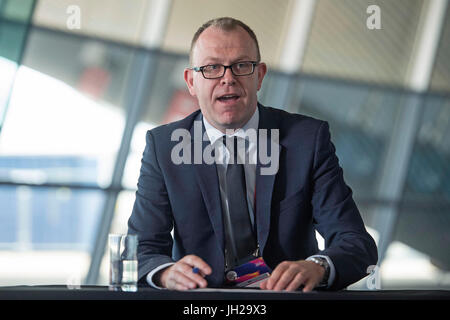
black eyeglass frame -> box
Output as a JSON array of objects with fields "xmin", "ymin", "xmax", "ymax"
[{"xmin": 189, "ymin": 61, "xmax": 260, "ymax": 79}]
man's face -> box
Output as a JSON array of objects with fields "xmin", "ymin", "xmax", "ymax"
[{"xmin": 184, "ymin": 26, "xmax": 267, "ymax": 132}]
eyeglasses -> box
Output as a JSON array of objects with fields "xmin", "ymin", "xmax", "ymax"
[{"xmin": 189, "ymin": 61, "xmax": 259, "ymax": 79}]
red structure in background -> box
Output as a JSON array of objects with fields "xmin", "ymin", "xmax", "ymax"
[
  {"xmin": 78, "ymin": 67, "xmax": 111, "ymax": 99},
  {"xmin": 163, "ymin": 90, "xmax": 199, "ymax": 124}
]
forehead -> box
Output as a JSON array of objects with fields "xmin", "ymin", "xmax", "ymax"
[{"xmin": 192, "ymin": 26, "xmax": 258, "ymax": 64}]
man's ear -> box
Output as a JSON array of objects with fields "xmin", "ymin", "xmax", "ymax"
[
  {"xmin": 256, "ymin": 62, "xmax": 267, "ymax": 91},
  {"xmin": 184, "ymin": 68, "xmax": 196, "ymax": 97}
]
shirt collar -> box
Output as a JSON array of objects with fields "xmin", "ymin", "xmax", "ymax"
[{"xmin": 202, "ymin": 107, "xmax": 259, "ymax": 146}]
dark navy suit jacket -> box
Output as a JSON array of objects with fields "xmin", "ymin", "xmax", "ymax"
[{"xmin": 128, "ymin": 103, "xmax": 377, "ymax": 290}]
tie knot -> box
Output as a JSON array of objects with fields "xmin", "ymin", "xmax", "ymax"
[
  {"xmin": 223, "ymin": 136, "xmax": 242, "ymax": 164},
  {"xmin": 223, "ymin": 135, "xmax": 237, "ymax": 148}
]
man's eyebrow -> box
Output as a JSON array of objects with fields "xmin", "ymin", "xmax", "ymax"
[
  {"xmin": 200, "ymin": 55, "xmax": 254, "ymax": 64},
  {"xmin": 200, "ymin": 57, "xmax": 221, "ymax": 64}
]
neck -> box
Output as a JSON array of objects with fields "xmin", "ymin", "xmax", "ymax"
[{"xmin": 206, "ymin": 106, "xmax": 258, "ymax": 134}]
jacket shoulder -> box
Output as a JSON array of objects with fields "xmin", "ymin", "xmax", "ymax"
[
  {"xmin": 260, "ymin": 104, "xmax": 327, "ymax": 133},
  {"xmin": 148, "ymin": 109, "xmax": 201, "ymax": 139}
]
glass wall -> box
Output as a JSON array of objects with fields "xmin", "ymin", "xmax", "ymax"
[
  {"xmin": 0, "ymin": 0, "xmax": 449, "ymax": 290},
  {"xmin": 0, "ymin": 0, "xmax": 35, "ymax": 128},
  {"xmin": 0, "ymin": 0, "xmax": 134, "ymax": 285},
  {"xmin": 287, "ymin": 77, "xmax": 450, "ymax": 289},
  {"xmin": 162, "ymin": 0, "xmax": 295, "ymax": 67},
  {"xmin": 302, "ymin": 0, "xmax": 424, "ymax": 86},
  {"xmin": 1, "ymin": 27, "xmax": 133, "ymax": 187},
  {"xmin": 430, "ymin": 3, "xmax": 450, "ymax": 92}
]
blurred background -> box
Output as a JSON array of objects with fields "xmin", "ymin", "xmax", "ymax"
[{"xmin": 0, "ymin": 0, "xmax": 449, "ymax": 290}]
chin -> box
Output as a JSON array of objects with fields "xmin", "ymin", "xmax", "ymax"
[
  {"xmin": 221, "ymin": 119, "xmax": 248, "ymax": 131},
  {"xmin": 219, "ymin": 113, "xmax": 243, "ymax": 126}
]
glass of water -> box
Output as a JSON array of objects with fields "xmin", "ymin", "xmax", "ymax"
[{"xmin": 109, "ymin": 234, "xmax": 138, "ymax": 292}]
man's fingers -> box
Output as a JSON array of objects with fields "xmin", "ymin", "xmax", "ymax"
[
  {"xmin": 182, "ymin": 255, "xmax": 212, "ymax": 276},
  {"xmin": 259, "ymin": 279, "xmax": 267, "ymax": 290},
  {"xmin": 265, "ymin": 261, "xmax": 290, "ymax": 290},
  {"xmin": 168, "ymin": 270, "xmax": 198, "ymax": 290},
  {"xmin": 163, "ymin": 255, "xmax": 212, "ymax": 290},
  {"xmin": 174, "ymin": 283, "xmax": 189, "ymax": 291},
  {"xmin": 285, "ymin": 272, "xmax": 306, "ymax": 292},
  {"xmin": 166, "ymin": 270, "xmax": 189, "ymax": 291},
  {"xmin": 176, "ymin": 263, "xmax": 208, "ymax": 288},
  {"xmin": 261, "ymin": 260, "xmax": 321, "ymax": 292},
  {"xmin": 302, "ymin": 279, "xmax": 316, "ymax": 293},
  {"xmin": 273, "ymin": 266, "xmax": 298, "ymax": 291}
]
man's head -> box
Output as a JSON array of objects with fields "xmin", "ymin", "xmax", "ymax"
[{"xmin": 184, "ymin": 17, "xmax": 267, "ymax": 132}]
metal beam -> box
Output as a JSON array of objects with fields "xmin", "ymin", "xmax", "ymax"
[
  {"xmin": 84, "ymin": 49, "xmax": 157, "ymax": 285},
  {"xmin": 138, "ymin": 0, "xmax": 172, "ymax": 48},
  {"xmin": 266, "ymin": 0, "xmax": 317, "ymax": 112},
  {"xmin": 85, "ymin": 0, "xmax": 172, "ymax": 285},
  {"xmin": 278, "ymin": 0, "xmax": 316, "ymax": 73},
  {"xmin": 373, "ymin": 0, "xmax": 448, "ymax": 264}
]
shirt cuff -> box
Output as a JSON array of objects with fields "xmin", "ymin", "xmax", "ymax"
[
  {"xmin": 146, "ymin": 262, "xmax": 175, "ymax": 289},
  {"xmin": 307, "ymin": 254, "xmax": 336, "ymax": 288}
]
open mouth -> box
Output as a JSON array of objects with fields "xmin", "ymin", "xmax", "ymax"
[{"xmin": 217, "ymin": 94, "xmax": 240, "ymax": 103}]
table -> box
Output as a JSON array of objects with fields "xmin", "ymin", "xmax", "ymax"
[
  {"xmin": 0, "ymin": 285, "xmax": 448, "ymax": 300},
  {"xmin": 0, "ymin": 286, "xmax": 448, "ymax": 318}
]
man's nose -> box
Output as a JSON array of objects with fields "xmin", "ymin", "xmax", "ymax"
[{"xmin": 220, "ymin": 67, "xmax": 236, "ymax": 85}]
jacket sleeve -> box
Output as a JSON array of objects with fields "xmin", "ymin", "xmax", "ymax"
[
  {"xmin": 311, "ymin": 121, "xmax": 378, "ymax": 290},
  {"xmin": 127, "ymin": 130, "xmax": 175, "ymax": 285}
]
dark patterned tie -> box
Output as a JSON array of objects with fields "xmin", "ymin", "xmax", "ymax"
[{"xmin": 223, "ymin": 136, "xmax": 257, "ymax": 268}]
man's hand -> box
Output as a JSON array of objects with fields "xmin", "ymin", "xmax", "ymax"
[
  {"xmin": 259, "ymin": 260, "xmax": 325, "ymax": 292},
  {"xmin": 156, "ymin": 255, "xmax": 212, "ymax": 290}
]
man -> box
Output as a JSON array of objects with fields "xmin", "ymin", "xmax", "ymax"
[{"xmin": 128, "ymin": 17, "xmax": 377, "ymax": 291}]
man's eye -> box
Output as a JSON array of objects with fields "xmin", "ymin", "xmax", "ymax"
[
  {"xmin": 205, "ymin": 64, "xmax": 220, "ymax": 71},
  {"xmin": 235, "ymin": 62, "xmax": 251, "ymax": 70}
]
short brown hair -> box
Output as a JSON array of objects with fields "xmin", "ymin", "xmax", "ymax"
[{"xmin": 189, "ymin": 17, "xmax": 261, "ymax": 65}]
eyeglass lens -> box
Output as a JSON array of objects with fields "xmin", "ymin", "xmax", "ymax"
[{"xmin": 202, "ymin": 62, "xmax": 255, "ymax": 78}]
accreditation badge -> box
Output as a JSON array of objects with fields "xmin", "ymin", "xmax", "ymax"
[{"xmin": 225, "ymin": 257, "xmax": 271, "ymax": 288}]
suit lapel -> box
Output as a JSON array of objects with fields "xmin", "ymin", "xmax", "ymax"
[
  {"xmin": 255, "ymin": 104, "xmax": 282, "ymax": 255},
  {"xmin": 190, "ymin": 115, "xmax": 225, "ymax": 251}
]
